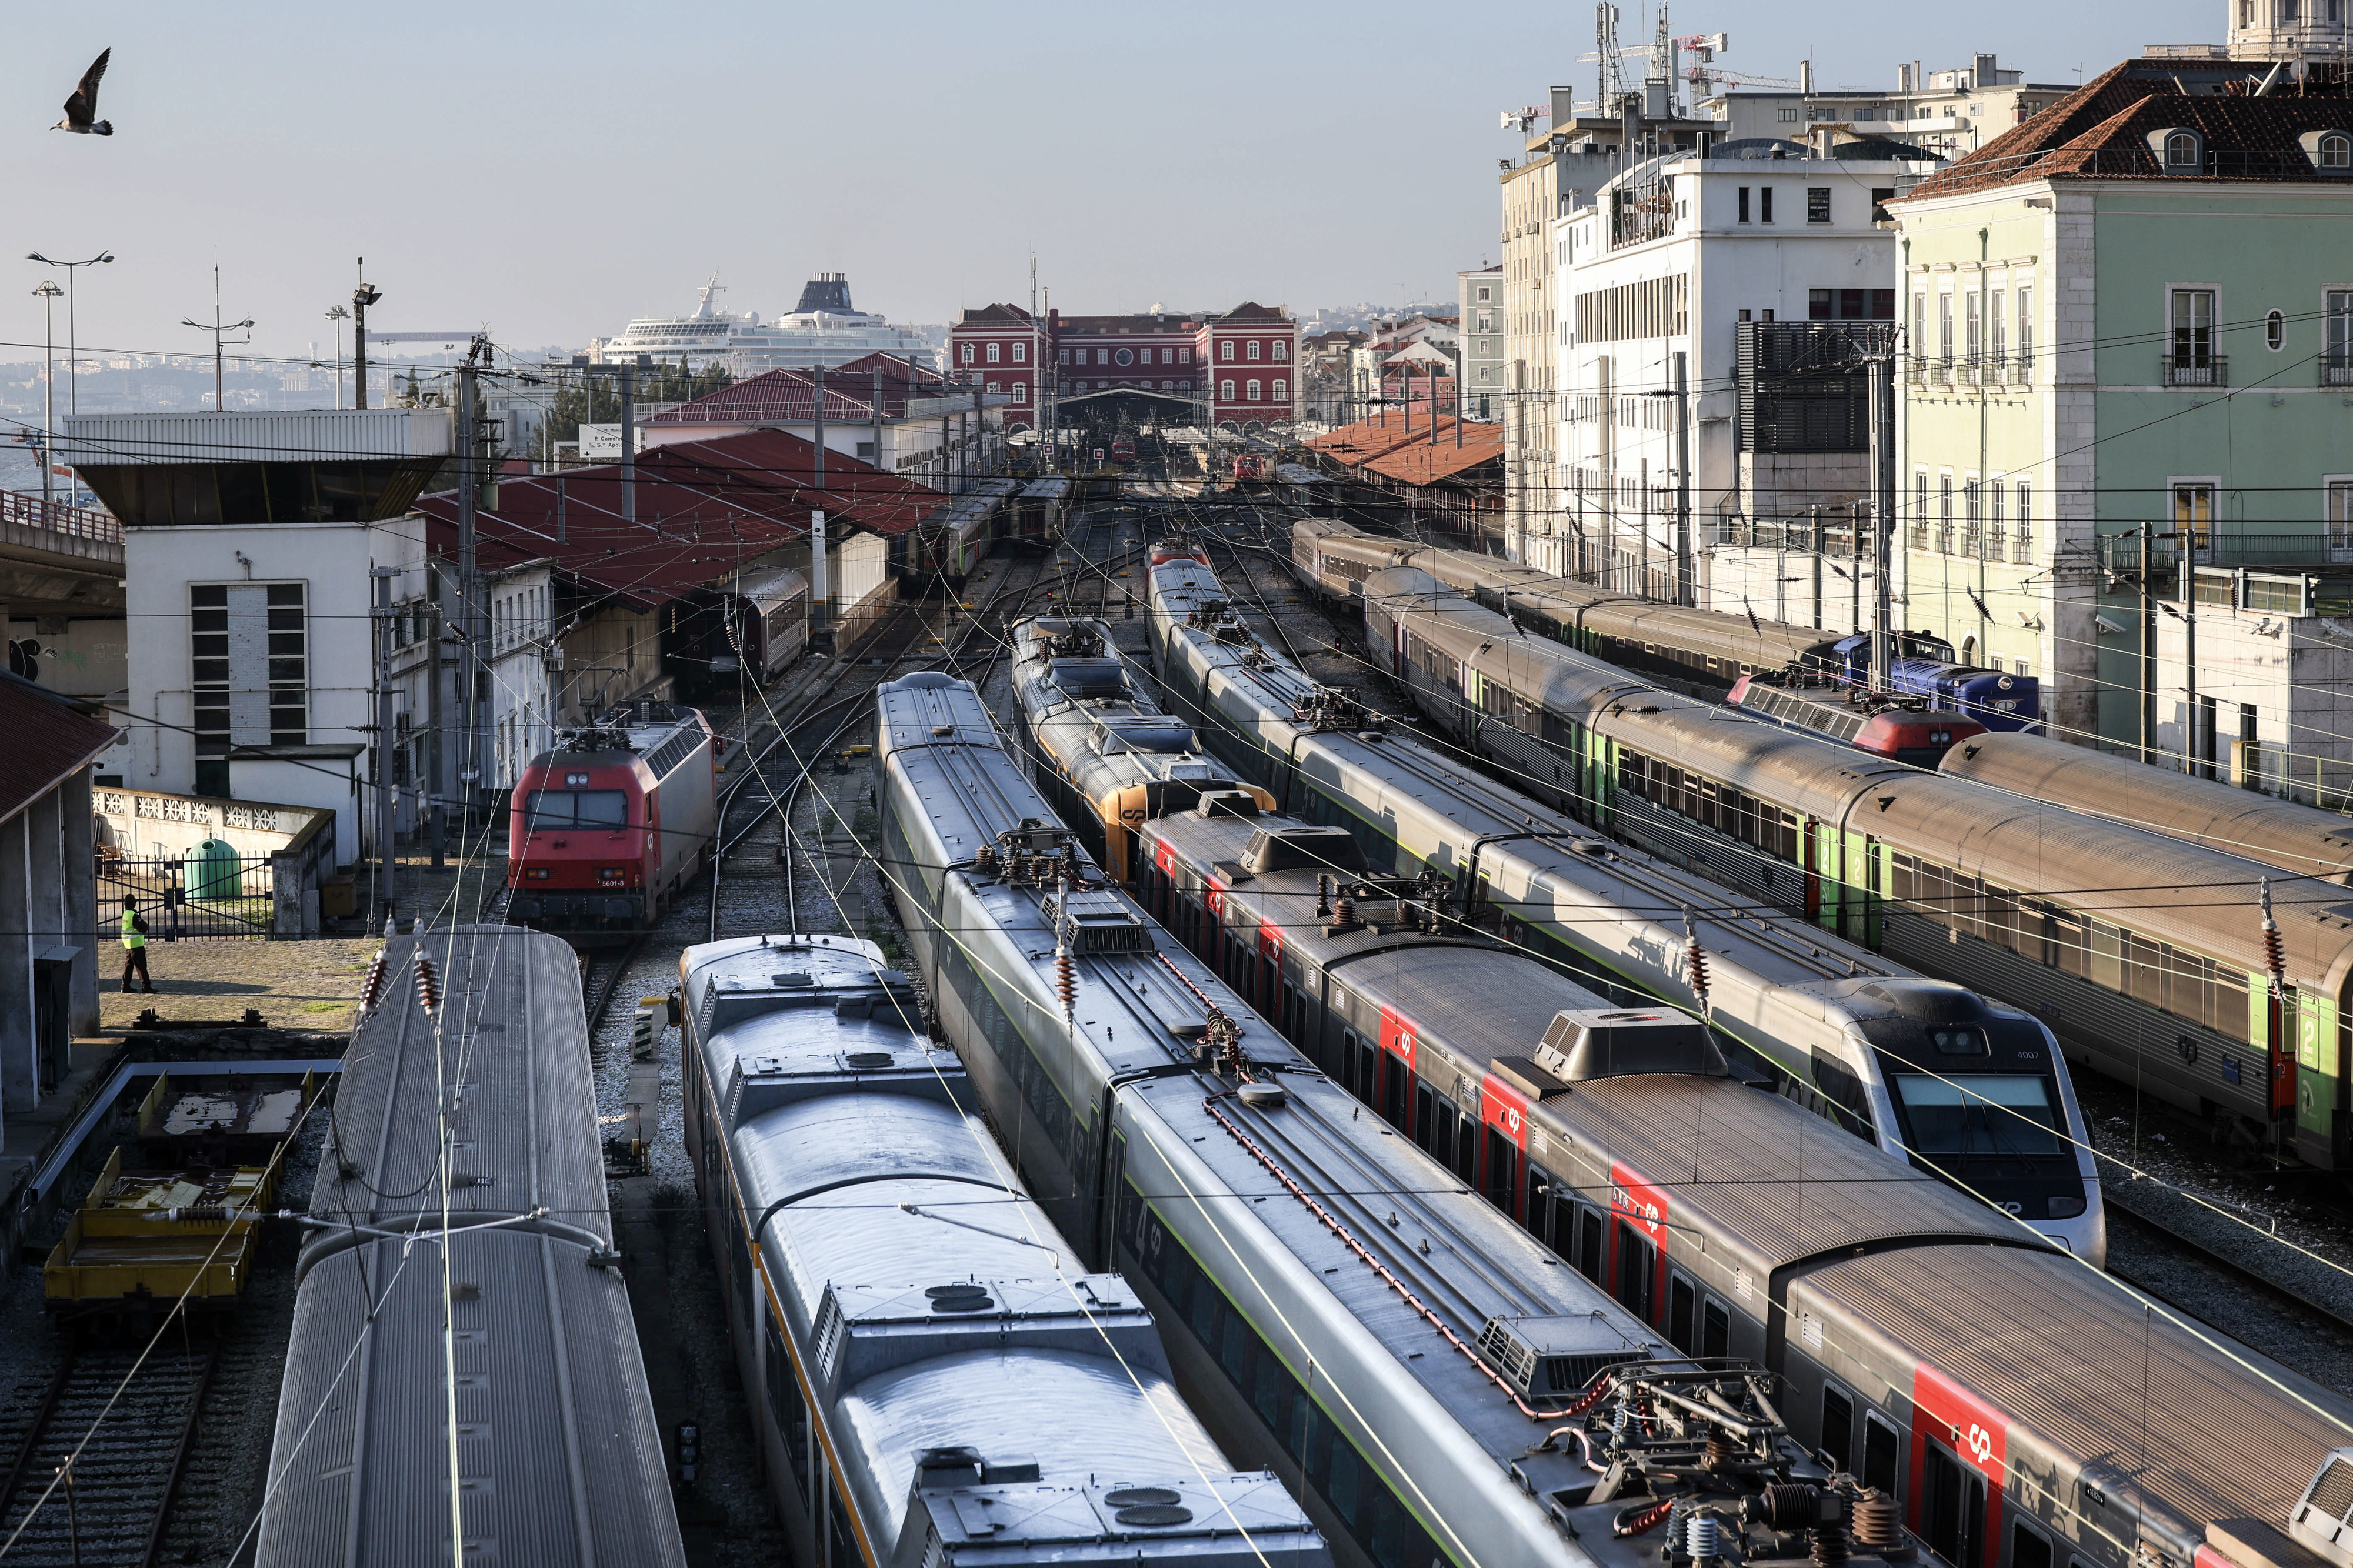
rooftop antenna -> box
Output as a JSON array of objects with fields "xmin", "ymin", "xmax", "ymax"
[
  {"xmin": 1649, "ymin": 4, "xmax": 1682, "ymax": 117},
  {"xmin": 1597, "ymin": 3, "xmax": 1632, "ymax": 112}
]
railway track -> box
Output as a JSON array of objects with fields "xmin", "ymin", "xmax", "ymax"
[
  {"xmin": 0, "ymin": 1340, "xmax": 218, "ymax": 1567},
  {"xmin": 2107, "ymin": 1203, "xmax": 2353, "ymax": 1341},
  {"xmin": 581, "ymin": 934, "xmax": 652, "ymax": 1030}
]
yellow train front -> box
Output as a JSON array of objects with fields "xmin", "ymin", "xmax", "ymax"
[{"xmin": 1006, "ymin": 613, "xmax": 1271, "ymax": 880}]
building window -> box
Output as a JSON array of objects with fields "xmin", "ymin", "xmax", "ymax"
[
  {"xmin": 2174, "ymin": 482, "xmax": 2215, "ymax": 555},
  {"xmin": 191, "ymin": 582, "xmax": 307, "ymax": 756},
  {"xmin": 1871, "ymin": 186, "xmax": 1895, "ymax": 222},
  {"xmin": 2328, "ymin": 481, "xmax": 2353, "ymax": 555},
  {"xmin": 1012, "ymin": 342, "xmax": 1026, "ymax": 363},
  {"xmin": 1807, "ymin": 187, "xmax": 1832, "ymax": 223},
  {"xmin": 1988, "ymin": 476, "xmax": 2007, "ymax": 559},
  {"xmin": 1180, "ymin": 346, "xmax": 1192, "ymax": 363},
  {"xmin": 960, "ymin": 342, "xmax": 974, "ymax": 365},
  {"xmin": 1938, "ymin": 293, "xmax": 1954, "ymax": 362},
  {"xmin": 1991, "ymin": 289, "xmax": 2007, "ymax": 368},
  {"xmin": 2165, "ymin": 131, "xmax": 2200, "ymax": 169},
  {"xmin": 987, "ymin": 342, "xmax": 1001, "ymax": 363},
  {"xmin": 986, "ymin": 381, "xmax": 1001, "ymax": 395},
  {"xmin": 1911, "ymin": 473, "xmax": 1931, "ymax": 549},
  {"xmin": 1274, "ymin": 341, "xmax": 1289, "ymax": 361},
  {"xmin": 1964, "ymin": 291, "xmax": 1981, "ymax": 364},
  {"xmin": 2324, "ymin": 133, "xmax": 2353, "ymax": 169},
  {"xmin": 1778, "ymin": 106, "xmax": 1799, "ymax": 122},
  {"xmin": 1058, "ymin": 348, "xmax": 1070, "ymax": 365},
  {"xmin": 1246, "ymin": 379, "xmax": 1262, "ymax": 401},
  {"xmin": 1962, "ymin": 478, "xmax": 1981, "ymax": 556},
  {"xmin": 2015, "ymin": 482, "xmax": 2033, "ymax": 562},
  {"xmin": 2328, "ymin": 291, "xmax": 2353, "ymax": 374},
  {"xmin": 1221, "ymin": 340, "xmax": 1236, "ymax": 361},
  {"xmin": 1221, "ymin": 378, "xmax": 1236, "ymax": 401},
  {"xmin": 1014, "ymin": 383, "xmax": 1028, "ymax": 402},
  {"xmin": 1248, "ymin": 339, "xmax": 1263, "ymax": 361},
  {"xmin": 1477, "ymin": 286, "xmax": 1491, "ymax": 302},
  {"xmin": 1180, "ymin": 379, "xmax": 1192, "ymax": 392},
  {"xmin": 1738, "ymin": 186, "xmax": 1751, "ymax": 223},
  {"xmin": 2171, "ymin": 288, "xmax": 2215, "ymax": 367},
  {"xmin": 2285, "ymin": 0, "xmax": 2301, "ymax": 18},
  {"xmin": 1073, "ymin": 381, "xmax": 1087, "ymax": 392},
  {"xmin": 1272, "ymin": 379, "xmax": 1287, "ymax": 402},
  {"xmin": 2017, "ymin": 285, "xmax": 2035, "ymax": 383},
  {"xmin": 1761, "ymin": 186, "xmax": 1775, "ymax": 223},
  {"xmin": 1097, "ymin": 348, "xmax": 1111, "ymax": 365},
  {"xmin": 1161, "ymin": 380, "xmax": 1174, "ymax": 391},
  {"xmin": 1938, "ymin": 474, "xmax": 1955, "ymax": 553},
  {"xmin": 1112, "ymin": 347, "xmax": 1131, "ymax": 366},
  {"xmin": 2266, "ymin": 309, "xmax": 2286, "ymax": 351}
]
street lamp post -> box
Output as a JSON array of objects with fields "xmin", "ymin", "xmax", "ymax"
[
  {"xmin": 33, "ymin": 281, "xmax": 61, "ymax": 511},
  {"xmin": 27, "ymin": 251, "xmax": 113, "ymax": 416},
  {"xmin": 182, "ymin": 268, "xmax": 254, "ymax": 415},
  {"xmin": 324, "ymin": 305, "xmax": 350, "ymax": 409}
]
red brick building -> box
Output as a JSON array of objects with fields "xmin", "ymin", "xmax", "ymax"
[{"xmin": 948, "ymin": 301, "xmax": 1298, "ymax": 433}]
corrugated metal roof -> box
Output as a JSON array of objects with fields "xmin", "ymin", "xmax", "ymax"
[
  {"xmin": 0, "ymin": 671, "xmax": 118, "ymax": 825},
  {"xmin": 1795, "ymin": 1245, "xmax": 2353, "ymax": 1535},
  {"xmin": 59, "ymin": 408, "xmax": 454, "ymax": 466},
  {"xmin": 413, "ymin": 428, "xmax": 942, "ymax": 609}
]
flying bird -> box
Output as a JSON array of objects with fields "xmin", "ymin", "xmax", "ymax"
[{"xmin": 54, "ymin": 49, "xmax": 112, "ymax": 135}]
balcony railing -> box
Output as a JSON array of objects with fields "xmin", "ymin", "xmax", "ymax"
[
  {"xmin": 0, "ymin": 489, "xmax": 120, "ymax": 545},
  {"xmin": 2162, "ymin": 353, "xmax": 2227, "ymax": 388},
  {"xmin": 1928, "ymin": 361, "xmax": 1954, "ymax": 388},
  {"xmin": 2101, "ymin": 532, "xmax": 2353, "ymax": 570},
  {"xmin": 2322, "ymin": 356, "xmax": 2353, "ymax": 388}
]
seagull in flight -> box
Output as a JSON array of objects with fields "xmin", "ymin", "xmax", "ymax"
[{"xmin": 53, "ymin": 49, "xmax": 112, "ymax": 135}]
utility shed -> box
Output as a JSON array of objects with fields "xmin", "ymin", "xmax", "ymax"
[{"xmin": 0, "ymin": 669, "xmax": 115, "ymax": 1130}]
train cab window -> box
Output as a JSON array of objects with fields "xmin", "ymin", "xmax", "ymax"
[
  {"xmin": 1614, "ymin": 1222, "xmax": 1657, "ymax": 1320},
  {"xmin": 1414, "ymin": 1085, "xmax": 1436, "ymax": 1150},
  {"xmin": 1924, "ymin": 1440, "xmax": 1987, "ymax": 1568},
  {"xmin": 1702, "ymin": 1298, "xmax": 1730, "ymax": 1359},
  {"xmin": 1862, "ymin": 1411, "xmax": 1900, "ymax": 1496},
  {"xmin": 2012, "ymin": 1523, "xmax": 2053, "ymax": 1568},
  {"xmin": 522, "ymin": 788, "xmax": 629, "ymax": 832},
  {"xmin": 1575, "ymin": 1207, "xmax": 1605, "ymax": 1283},
  {"xmin": 1668, "ymin": 1275, "xmax": 1697, "ymax": 1352},
  {"xmin": 1821, "ymin": 1386, "xmax": 1855, "ymax": 1472}
]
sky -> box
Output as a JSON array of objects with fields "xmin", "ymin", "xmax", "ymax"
[{"xmin": 2, "ymin": 0, "xmax": 2216, "ymax": 363}]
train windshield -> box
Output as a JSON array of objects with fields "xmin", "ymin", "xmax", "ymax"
[
  {"xmin": 1889, "ymin": 1073, "xmax": 2064, "ymax": 1156},
  {"xmin": 522, "ymin": 789, "xmax": 630, "ymax": 833}
]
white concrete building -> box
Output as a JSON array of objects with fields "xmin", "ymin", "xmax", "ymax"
[
  {"xmin": 1457, "ymin": 266, "xmax": 1505, "ymax": 421},
  {"xmin": 1704, "ymin": 54, "xmax": 2075, "ymax": 161},
  {"xmin": 1540, "ymin": 148, "xmax": 1929, "ymax": 611}
]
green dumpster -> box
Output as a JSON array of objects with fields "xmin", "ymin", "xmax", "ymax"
[{"xmin": 184, "ymin": 838, "xmax": 242, "ymax": 899}]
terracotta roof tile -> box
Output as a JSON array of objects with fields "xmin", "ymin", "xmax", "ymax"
[{"xmin": 0, "ymin": 671, "xmax": 118, "ymax": 824}]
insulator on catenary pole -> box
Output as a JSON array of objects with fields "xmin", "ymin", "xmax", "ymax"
[
  {"xmin": 361, "ymin": 948, "xmax": 389, "ymax": 1014},
  {"xmin": 415, "ymin": 953, "xmax": 442, "ymax": 1015},
  {"xmin": 1682, "ymin": 905, "xmax": 1710, "ymax": 1015},
  {"xmin": 2260, "ymin": 877, "xmax": 2286, "ymax": 999}
]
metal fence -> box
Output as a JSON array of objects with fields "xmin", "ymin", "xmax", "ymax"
[{"xmin": 98, "ymin": 853, "xmax": 277, "ymax": 941}]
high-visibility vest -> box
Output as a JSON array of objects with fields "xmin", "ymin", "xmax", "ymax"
[{"xmin": 121, "ymin": 909, "xmax": 145, "ymax": 948}]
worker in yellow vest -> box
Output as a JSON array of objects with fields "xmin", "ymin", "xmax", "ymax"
[{"xmin": 120, "ymin": 896, "xmax": 156, "ymax": 994}]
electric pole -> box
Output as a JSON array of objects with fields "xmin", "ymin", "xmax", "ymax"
[
  {"xmin": 619, "ymin": 360, "xmax": 636, "ymax": 523},
  {"xmin": 1672, "ymin": 351, "xmax": 1692, "ymax": 606},
  {"xmin": 1868, "ymin": 351, "xmax": 1898, "ymax": 691},
  {"xmin": 181, "ymin": 266, "xmax": 252, "ymax": 415},
  {"xmin": 33, "ymin": 281, "xmax": 59, "ymax": 512},
  {"xmin": 456, "ymin": 352, "xmax": 481, "ymax": 813},
  {"xmin": 325, "ymin": 304, "xmax": 349, "ymax": 409},
  {"xmin": 372, "ymin": 565, "xmax": 399, "ymax": 933}
]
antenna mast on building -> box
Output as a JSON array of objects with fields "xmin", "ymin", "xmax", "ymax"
[
  {"xmin": 1649, "ymin": 5, "xmax": 1682, "ymax": 118},
  {"xmin": 1596, "ymin": 4, "xmax": 1631, "ymax": 108}
]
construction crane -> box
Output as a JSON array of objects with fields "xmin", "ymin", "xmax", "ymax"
[
  {"xmin": 1686, "ymin": 62, "xmax": 1801, "ymax": 97},
  {"xmin": 1499, "ymin": 104, "xmax": 1549, "ymax": 135}
]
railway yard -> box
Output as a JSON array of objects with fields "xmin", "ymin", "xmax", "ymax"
[{"xmin": 2, "ymin": 483, "xmax": 2351, "ymax": 1567}]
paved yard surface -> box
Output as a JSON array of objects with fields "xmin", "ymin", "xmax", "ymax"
[{"xmin": 97, "ymin": 936, "xmax": 383, "ymax": 1033}]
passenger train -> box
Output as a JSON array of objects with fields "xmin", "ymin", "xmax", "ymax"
[
  {"xmin": 507, "ymin": 703, "xmax": 718, "ymax": 941},
  {"xmin": 874, "ymin": 669, "xmax": 1938, "ymax": 1568},
  {"xmin": 679, "ymin": 930, "xmax": 1324, "ymax": 1568},
  {"xmin": 1007, "ymin": 612, "xmax": 1272, "ymax": 880},
  {"xmin": 1291, "ymin": 517, "xmax": 2042, "ymax": 736},
  {"xmin": 256, "ymin": 926, "xmax": 685, "ymax": 1567},
  {"xmin": 660, "ymin": 569, "xmax": 811, "ymax": 699},
  {"xmin": 1123, "ymin": 800, "xmax": 2353, "ymax": 1568},
  {"xmin": 1145, "ymin": 546, "xmax": 2108, "ymax": 1251},
  {"xmin": 1293, "ymin": 551, "xmax": 2353, "ymax": 1170}
]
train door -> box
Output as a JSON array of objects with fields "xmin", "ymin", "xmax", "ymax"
[
  {"xmin": 1802, "ymin": 818, "xmax": 1825, "ymax": 923},
  {"xmin": 1484, "ymin": 1125, "xmax": 1518, "ymax": 1216},
  {"xmin": 1522, "ymin": 1162, "xmax": 1552, "ymax": 1239},
  {"xmin": 1667, "ymin": 1271, "xmax": 1698, "ymax": 1352},
  {"xmin": 1413, "ymin": 1084, "xmax": 1435, "ymax": 1150},
  {"xmin": 1922, "ymin": 1440, "xmax": 1988, "ymax": 1568},
  {"xmin": 1612, "ymin": 1219, "xmax": 1656, "ymax": 1320},
  {"xmin": 1701, "ymin": 1295, "xmax": 1731, "ymax": 1359},
  {"xmin": 1379, "ymin": 1054, "xmax": 1408, "ymax": 1129}
]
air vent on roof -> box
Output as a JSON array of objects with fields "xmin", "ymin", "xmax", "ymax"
[
  {"xmin": 1475, "ymin": 1313, "xmax": 1642, "ymax": 1398},
  {"xmin": 2291, "ymin": 1449, "xmax": 2353, "ymax": 1568},
  {"xmin": 1534, "ymin": 1008, "xmax": 1727, "ymax": 1080},
  {"xmin": 774, "ymin": 972, "xmax": 813, "ymax": 988},
  {"xmin": 1050, "ymin": 889, "xmax": 1154, "ymax": 955}
]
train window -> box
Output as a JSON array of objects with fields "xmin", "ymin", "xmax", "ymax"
[
  {"xmin": 2012, "ymin": 1523, "xmax": 2053, "ymax": 1568},
  {"xmin": 1862, "ymin": 1411, "xmax": 1900, "ymax": 1496},
  {"xmin": 1431, "ymin": 1098, "xmax": 1457, "ymax": 1169},
  {"xmin": 1614, "ymin": 1222, "xmax": 1656, "ymax": 1320},
  {"xmin": 1668, "ymin": 1275, "xmax": 1696, "ymax": 1351},
  {"xmin": 1453, "ymin": 1110, "xmax": 1479, "ymax": 1184},
  {"xmin": 1484, "ymin": 1127, "xmax": 1517, "ymax": 1213},
  {"xmin": 1379, "ymin": 1056, "xmax": 1407, "ymax": 1129},
  {"xmin": 1821, "ymin": 1386, "xmax": 1854, "ymax": 1471},
  {"xmin": 1576, "ymin": 1206, "xmax": 1605, "ymax": 1283},
  {"xmin": 827, "ymin": 1474, "xmax": 859, "ymax": 1568},
  {"xmin": 1414, "ymin": 1085, "xmax": 1435, "ymax": 1151},
  {"xmin": 1809, "ymin": 1049, "xmax": 1877, "ymax": 1140},
  {"xmin": 763, "ymin": 1309, "xmax": 810, "ymax": 1503},
  {"xmin": 1524, "ymin": 1163, "xmax": 1553, "ymax": 1238},
  {"xmin": 1702, "ymin": 1298, "xmax": 1729, "ymax": 1359}
]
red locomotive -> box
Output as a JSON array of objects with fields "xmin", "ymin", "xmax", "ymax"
[
  {"xmin": 1728, "ymin": 673, "xmax": 1987, "ymax": 766},
  {"xmin": 506, "ymin": 703, "xmax": 718, "ymax": 941}
]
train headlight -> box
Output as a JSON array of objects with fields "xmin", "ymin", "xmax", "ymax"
[
  {"xmin": 525, "ymin": 868, "xmax": 551, "ymax": 881},
  {"xmin": 599, "ymin": 866, "xmax": 626, "ymax": 883}
]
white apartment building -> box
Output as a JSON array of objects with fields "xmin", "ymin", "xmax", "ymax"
[
  {"xmin": 1458, "ymin": 265, "xmax": 1505, "ymax": 420},
  {"xmin": 1542, "ymin": 149, "xmax": 1932, "ymax": 612},
  {"xmin": 1705, "ymin": 54, "xmax": 2075, "ymax": 161}
]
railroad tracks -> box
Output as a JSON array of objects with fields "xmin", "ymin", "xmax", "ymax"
[{"xmin": 0, "ymin": 1340, "xmax": 218, "ymax": 1567}]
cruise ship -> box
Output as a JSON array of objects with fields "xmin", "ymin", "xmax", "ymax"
[{"xmin": 596, "ymin": 274, "xmax": 937, "ymax": 375}]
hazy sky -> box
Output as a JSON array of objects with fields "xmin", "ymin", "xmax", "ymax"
[{"xmin": 4, "ymin": 0, "xmax": 2215, "ymax": 362}]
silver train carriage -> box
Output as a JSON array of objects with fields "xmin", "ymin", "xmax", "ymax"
[
  {"xmin": 1343, "ymin": 561, "xmax": 2353, "ymax": 1171},
  {"xmin": 1008, "ymin": 612, "xmax": 1273, "ymax": 880},
  {"xmin": 1132, "ymin": 812, "xmax": 2353, "ymax": 1568},
  {"xmin": 679, "ymin": 931, "xmax": 1320, "ymax": 1568},
  {"xmin": 1145, "ymin": 551, "xmax": 2105, "ymax": 1257},
  {"xmin": 1940, "ymin": 728, "xmax": 2353, "ymax": 887},
  {"xmin": 875, "ymin": 669, "xmax": 1967, "ymax": 1568},
  {"xmin": 258, "ymin": 926, "xmax": 684, "ymax": 1568}
]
